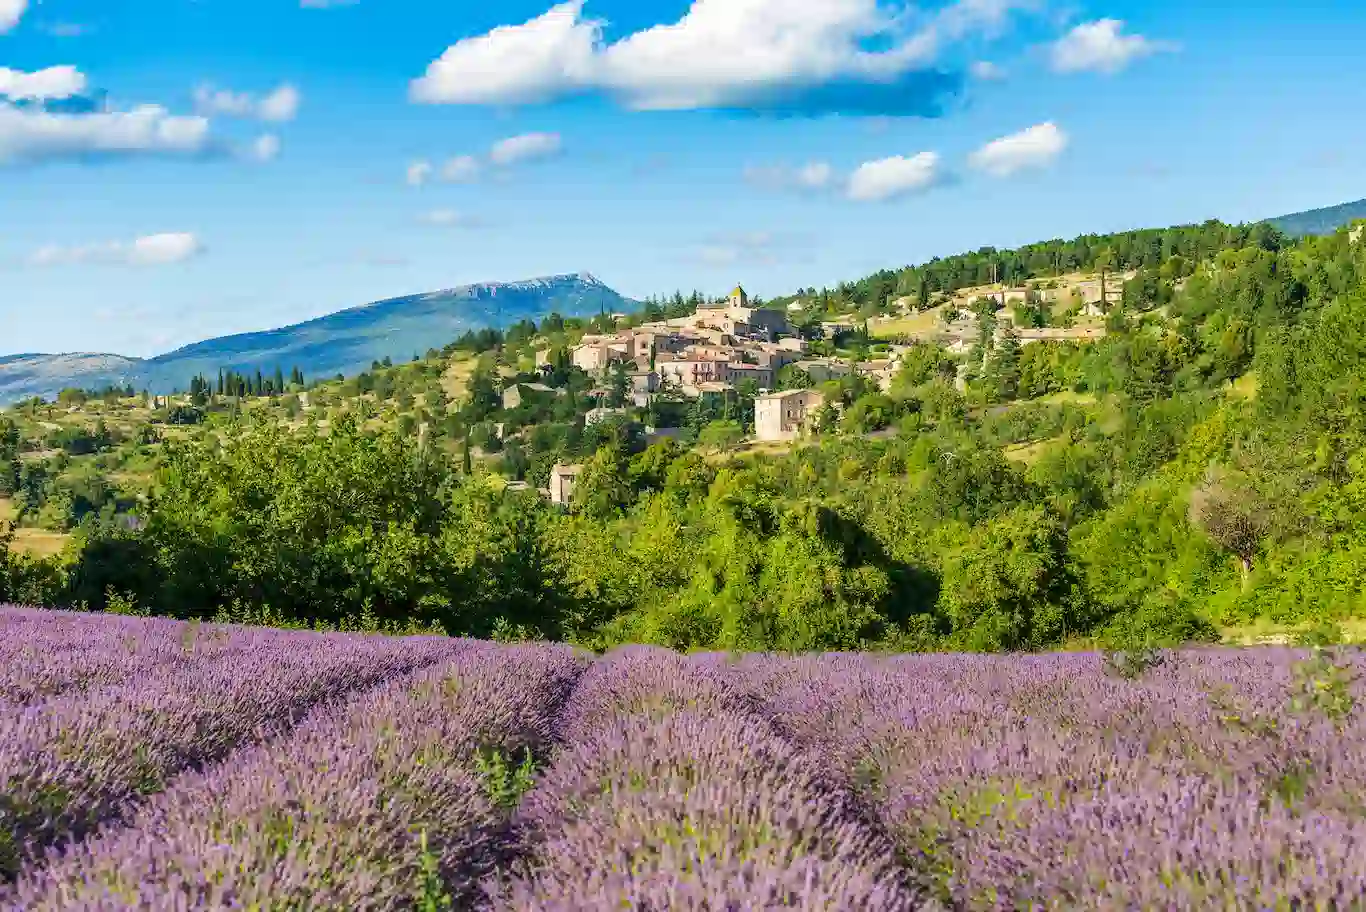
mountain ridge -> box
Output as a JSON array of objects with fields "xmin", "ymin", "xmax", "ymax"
[{"xmin": 0, "ymin": 273, "xmax": 633, "ymax": 405}]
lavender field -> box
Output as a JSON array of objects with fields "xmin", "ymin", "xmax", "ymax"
[{"xmin": 2, "ymin": 605, "xmax": 1364, "ymax": 910}]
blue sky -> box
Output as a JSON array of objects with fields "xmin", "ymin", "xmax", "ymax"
[{"xmin": 2, "ymin": 0, "xmax": 1364, "ymax": 357}]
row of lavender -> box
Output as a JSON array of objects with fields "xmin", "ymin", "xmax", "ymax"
[
  {"xmin": 709, "ymin": 647, "xmax": 1366, "ymax": 908},
  {"xmin": 489, "ymin": 645, "xmax": 926, "ymax": 909}
]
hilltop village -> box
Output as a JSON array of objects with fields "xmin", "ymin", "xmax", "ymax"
[{"xmin": 541, "ymin": 277, "xmax": 1117, "ymax": 502}]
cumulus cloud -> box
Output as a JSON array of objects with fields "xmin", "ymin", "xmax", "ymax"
[
  {"xmin": 409, "ymin": 0, "xmax": 1025, "ymax": 117},
  {"xmin": 194, "ymin": 83, "xmax": 301, "ymax": 122},
  {"xmin": 968, "ymin": 121, "xmax": 1067, "ymax": 176},
  {"xmin": 248, "ymin": 133, "xmax": 281, "ymax": 162},
  {"xmin": 1049, "ymin": 19, "xmax": 1175, "ymax": 74},
  {"xmin": 407, "ymin": 159, "xmax": 433, "ymax": 186},
  {"xmin": 441, "ymin": 154, "xmax": 481, "ymax": 181},
  {"xmin": 488, "ymin": 131, "xmax": 561, "ymax": 166},
  {"xmin": 258, "ymin": 85, "xmax": 302, "ymax": 122},
  {"xmin": 411, "ymin": 2, "xmax": 597, "ymax": 106},
  {"xmin": 27, "ymin": 232, "xmax": 204, "ymax": 268},
  {"xmin": 0, "ymin": 0, "xmax": 26, "ymax": 33},
  {"xmin": 406, "ymin": 153, "xmax": 484, "ymax": 186},
  {"xmin": 0, "ymin": 66, "xmax": 87, "ymax": 102},
  {"xmin": 408, "ymin": 136, "xmax": 561, "ymax": 188},
  {"xmin": 846, "ymin": 152, "xmax": 942, "ymax": 201},
  {"xmin": 0, "ymin": 103, "xmax": 212, "ymax": 164}
]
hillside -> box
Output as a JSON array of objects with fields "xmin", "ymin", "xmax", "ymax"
[
  {"xmin": 1268, "ymin": 197, "xmax": 1366, "ymax": 237},
  {"xmin": 6, "ymin": 214, "xmax": 1366, "ymax": 656},
  {"xmin": 0, "ymin": 273, "xmax": 632, "ymax": 405}
]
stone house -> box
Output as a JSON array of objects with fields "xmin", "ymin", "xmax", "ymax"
[
  {"xmin": 727, "ymin": 363, "xmax": 775, "ymax": 390},
  {"xmin": 794, "ymin": 358, "xmax": 852, "ymax": 384},
  {"xmin": 754, "ymin": 389, "xmax": 826, "ymax": 442},
  {"xmin": 658, "ymin": 355, "xmax": 732, "ymax": 390},
  {"xmin": 501, "ymin": 382, "xmax": 562, "ymax": 410},
  {"xmin": 549, "ymin": 463, "xmax": 583, "ymax": 505},
  {"xmin": 571, "ymin": 335, "xmax": 633, "ymax": 373}
]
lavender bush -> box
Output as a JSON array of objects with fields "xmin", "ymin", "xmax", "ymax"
[
  {"xmin": 0, "ymin": 622, "xmax": 459, "ymax": 879},
  {"xmin": 7, "ymin": 642, "xmax": 586, "ymax": 911}
]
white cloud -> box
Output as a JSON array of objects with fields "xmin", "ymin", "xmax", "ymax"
[
  {"xmin": 846, "ymin": 151, "xmax": 942, "ymax": 202},
  {"xmin": 970, "ymin": 60, "xmax": 1006, "ymax": 80},
  {"xmin": 258, "ymin": 84, "xmax": 301, "ymax": 122},
  {"xmin": 441, "ymin": 154, "xmax": 481, "ymax": 181},
  {"xmin": 411, "ymin": 2, "xmax": 598, "ymax": 106},
  {"xmin": 130, "ymin": 233, "xmax": 203, "ymax": 265},
  {"xmin": 0, "ymin": 0, "xmax": 26, "ymax": 34},
  {"xmin": 407, "ymin": 159, "xmax": 433, "ymax": 186},
  {"xmin": 249, "ymin": 133, "xmax": 281, "ymax": 162},
  {"xmin": 27, "ymin": 232, "xmax": 203, "ymax": 268},
  {"xmin": 0, "ymin": 66, "xmax": 87, "ymax": 101},
  {"xmin": 408, "ymin": 153, "xmax": 484, "ymax": 187},
  {"xmin": 488, "ymin": 131, "xmax": 561, "ymax": 166},
  {"xmin": 411, "ymin": 0, "xmax": 1020, "ymax": 115},
  {"xmin": 968, "ymin": 121, "xmax": 1067, "ymax": 177},
  {"xmin": 194, "ymin": 83, "xmax": 301, "ymax": 122},
  {"xmin": 1050, "ymin": 19, "xmax": 1175, "ymax": 74},
  {"xmin": 0, "ymin": 104, "xmax": 211, "ymax": 164}
]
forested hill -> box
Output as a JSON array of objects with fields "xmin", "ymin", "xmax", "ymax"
[
  {"xmin": 1268, "ymin": 198, "xmax": 1366, "ymax": 238},
  {"xmin": 772, "ymin": 220, "xmax": 1276, "ymax": 312}
]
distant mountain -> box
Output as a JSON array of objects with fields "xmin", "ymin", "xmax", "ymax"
[
  {"xmin": 0, "ymin": 354, "xmax": 145, "ymax": 405},
  {"xmin": 0, "ymin": 273, "xmax": 633, "ymax": 405},
  {"xmin": 1267, "ymin": 198, "xmax": 1366, "ymax": 237}
]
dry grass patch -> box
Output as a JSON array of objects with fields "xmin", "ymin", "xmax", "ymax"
[
  {"xmin": 1221, "ymin": 618, "xmax": 1366, "ymax": 646},
  {"xmin": 1003, "ymin": 435, "xmax": 1065, "ymax": 466},
  {"xmin": 870, "ymin": 306, "xmax": 947, "ymax": 340},
  {"xmin": 8, "ymin": 528, "xmax": 71, "ymax": 558},
  {"xmin": 441, "ymin": 356, "xmax": 478, "ymax": 402},
  {"xmin": 1036, "ymin": 390, "xmax": 1098, "ymax": 407}
]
